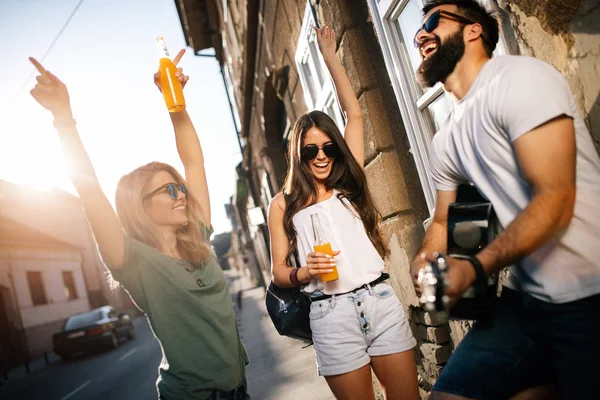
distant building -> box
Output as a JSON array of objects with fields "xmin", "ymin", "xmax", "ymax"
[
  {"xmin": 211, "ymin": 231, "xmax": 233, "ymax": 270},
  {"xmin": 0, "ymin": 181, "xmax": 134, "ymax": 370}
]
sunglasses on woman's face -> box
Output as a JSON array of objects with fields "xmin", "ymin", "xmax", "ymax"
[
  {"xmin": 413, "ymin": 9, "xmax": 476, "ymax": 48},
  {"xmin": 301, "ymin": 143, "xmax": 342, "ymax": 162},
  {"xmin": 144, "ymin": 183, "xmax": 188, "ymax": 200}
]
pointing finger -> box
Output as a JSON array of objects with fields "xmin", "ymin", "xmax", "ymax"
[
  {"xmin": 29, "ymin": 57, "xmax": 47, "ymax": 75},
  {"xmin": 173, "ymin": 49, "xmax": 186, "ymax": 66}
]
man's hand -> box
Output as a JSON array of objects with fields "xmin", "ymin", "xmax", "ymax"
[
  {"xmin": 29, "ymin": 57, "xmax": 72, "ymax": 118},
  {"xmin": 313, "ymin": 26, "xmax": 336, "ymax": 60},
  {"xmin": 443, "ymin": 256, "xmax": 478, "ymax": 307},
  {"xmin": 412, "ymin": 252, "xmax": 477, "ymax": 308},
  {"xmin": 154, "ymin": 48, "xmax": 189, "ymax": 92},
  {"xmin": 411, "ymin": 253, "xmax": 430, "ymax": 297}
]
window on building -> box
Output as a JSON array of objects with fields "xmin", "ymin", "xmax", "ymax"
[
  {"xmin": 62, "ymin": 271, "xmax": 78, "ymax": 301},
  {"xmin": 295, "ymin": 2, "xmax": 345, "ymax": 130},
  {"xmin": 26, "ymin": 271, "xmax": 47, "ymax": 306},
  {"xmin": 367, "ymin": 0, "xmax": 511, "ymax": 213}
]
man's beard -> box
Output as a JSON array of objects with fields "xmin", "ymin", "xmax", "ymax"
[{"xmin": 417, "ymin": 29, "xmax": 466, "ymax": 88}]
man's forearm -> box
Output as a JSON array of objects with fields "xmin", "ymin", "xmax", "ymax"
[
  {"xmin": 417, "ymin": 220, "xmax": 448, "ymax": 256},
  {"xmin": 477, "ymin": 188, "xmax": 575, "ymax": 276},
  {"xmin": 170, "ymin": 110, "xmax": 204, "ymax": 166}
]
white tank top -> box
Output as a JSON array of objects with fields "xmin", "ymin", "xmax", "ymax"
[{"xmin": 292, "ymin": 190, "xmax": 384, "ymax": 295}]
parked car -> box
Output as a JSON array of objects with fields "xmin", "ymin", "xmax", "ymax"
[{"xmin": 53, "ymin": 306, "xmax": 135, "ymax": 361}]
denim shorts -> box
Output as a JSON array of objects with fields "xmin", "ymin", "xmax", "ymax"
[
  {"xmin": 433, "ymin": 287, "xmax": 600, "ymax": 399},
  {"xmin": 309, "ymin": 282, "xmax": 417, "ymax": 376}
]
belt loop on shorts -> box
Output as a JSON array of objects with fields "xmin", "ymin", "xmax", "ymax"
[
  {"xmin": 331, "ymin": 294, "xmax": 337, "ymax": 308},
  {"xmin": 366, "ymin": 282, "xmax": 375, "ymax": 296}
]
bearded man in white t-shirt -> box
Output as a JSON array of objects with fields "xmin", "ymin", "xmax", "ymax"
[{"xmin": 410, "ymin": 1, "xmax": 600, "ymax": 399}]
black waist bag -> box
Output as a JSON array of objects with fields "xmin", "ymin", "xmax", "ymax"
[{"xmin": 265, "ymin": 278, "xmax": 312, "ymax": 342}]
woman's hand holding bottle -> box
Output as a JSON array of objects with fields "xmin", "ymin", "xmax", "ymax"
[
  {"xmin": 153, "ymin": 48, "xmax": 189, "ymax": 93},
  {"xmin": 300, "ymin": 250, "xmax": 341, "ymax": 282}
]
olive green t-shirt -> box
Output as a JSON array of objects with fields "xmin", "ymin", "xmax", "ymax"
[{"xmin": 107, "ymin": 223, "xmax": 249, "ymax": 400}]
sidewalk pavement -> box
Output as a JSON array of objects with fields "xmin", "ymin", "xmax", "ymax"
[
  {"xmin": 1, "ymin": 352, "xmax": 61, "ymax": 384},
  {"xmin": 225, "ymin": 270, "xmax": 333, "ymax": 400}
]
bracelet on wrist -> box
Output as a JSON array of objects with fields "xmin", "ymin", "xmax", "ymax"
[
  {"xmin": 453, "ymin": 254, "xmax": 487, "ymax": 296},
  {"xmin": 289, "ymin": 268, "xmax": 302, "ymax": 287}
]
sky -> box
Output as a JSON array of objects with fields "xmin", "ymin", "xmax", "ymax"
[{"xmin": 0, "ymin": 0, "xmax": 242, "ymax": 235}]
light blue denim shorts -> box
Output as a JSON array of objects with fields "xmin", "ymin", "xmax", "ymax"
[{"xmin": 309, "ymin": 282, "xmax": 417, "ymax": 376}]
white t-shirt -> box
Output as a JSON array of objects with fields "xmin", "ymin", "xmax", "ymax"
[
  {"xmin": 292, "ymin": 190, "xmax": 384, "ymax": 295},
  {"xmin": 430, "ymin": 55, "xmax": 600, "ymax": 304}
]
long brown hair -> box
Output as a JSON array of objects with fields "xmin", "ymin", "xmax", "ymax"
[
  {"xmin": 282, "ymin": 111, "xmax": 389, "ymax": 265},
  {"xmin": 115, "ymin": 162, "xmax": 211, "ymax": 267}
]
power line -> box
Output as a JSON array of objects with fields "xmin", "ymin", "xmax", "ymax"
[{"xmin": 8, "ymin": 0, "xmax": 86, "ymax": 106}]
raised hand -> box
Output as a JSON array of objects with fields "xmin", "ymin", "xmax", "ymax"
[
  {"xmin": 154, "ymin": 48, "xmax": 189, "ymax": 93},
  {"xmin": 313, "ymin": 25, "xmax": 336, "ymax": 59},
  {"xmin": 29, "ymin": 57, "xmax": 72, "ymax": 117}
]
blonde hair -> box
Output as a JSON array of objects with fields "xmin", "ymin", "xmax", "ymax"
[{"xmin": 115, "ymin": 161, "xmax": 211, "ymax": 267}]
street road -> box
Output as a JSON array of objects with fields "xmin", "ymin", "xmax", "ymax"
[{"xmin": 0, "ymin": 317, "xmax": 161, "ymax": 400}]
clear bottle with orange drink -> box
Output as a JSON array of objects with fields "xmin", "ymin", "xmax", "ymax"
[
  {"xmin": 156, "ymin": 36, "xmax": 186, "ymax": 112},
  {"xmin": 311, "ymin": 213, "xmax": 339, "ymax": 282}
]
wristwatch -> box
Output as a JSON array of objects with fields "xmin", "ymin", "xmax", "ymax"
[{"xmin": 452, "ymin": 254, "xmax": 487, "ymax": 297}]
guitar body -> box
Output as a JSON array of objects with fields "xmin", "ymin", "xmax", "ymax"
[
  {"xmin": 418, "ymin": 184, "xmax": 501, "ymax": 320},
  {"xmin": 447, "ymin": 185, "xmax": 500, "ymax": 319}
]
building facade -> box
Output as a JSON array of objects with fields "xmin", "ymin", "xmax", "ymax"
[
  {"xmin": 0, "ymin": 181, "xmax": 135, "ymax": 371},
  {"xmin": 174, "ymin": 0, "xmax": 599, "ymax": 395}
]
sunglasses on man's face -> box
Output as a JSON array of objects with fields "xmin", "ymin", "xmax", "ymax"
[
  {"xmin": 144, "ymin": 183, "xmax": 188, "ymax": 200},
  {"xmin": 413, "ymin": 9, "xmax": 476, "ymax": 48},
  {"xmin": 301, "ymin": 143, "xmax": 342, "ymax": 162}
]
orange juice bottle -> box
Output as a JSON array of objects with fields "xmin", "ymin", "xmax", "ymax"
[
  {"xmin": 311, "ymin": 213, "xmax": 339, "ymax": 282},
  {"xmin": 156, "ymin": 36, "xmax": 186, "ymax": 112}
]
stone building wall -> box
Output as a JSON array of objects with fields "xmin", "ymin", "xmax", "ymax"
[
  {"xmin": 498, "ymin": 0, "xmax": 600, "ymax": 153},
  {"xmin": 230, "ymin": 0, "xmax": 432, "ymax": 395}
]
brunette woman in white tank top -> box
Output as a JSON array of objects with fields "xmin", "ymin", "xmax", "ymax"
[{"xmin": 268, "ymin": 26, "xmax": 418, "ymax": 400}]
